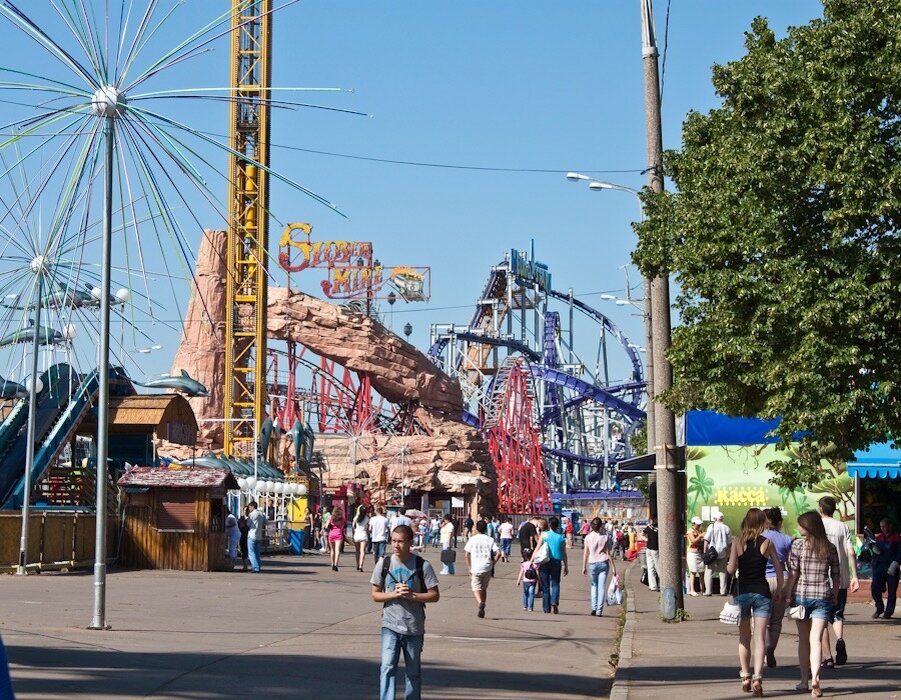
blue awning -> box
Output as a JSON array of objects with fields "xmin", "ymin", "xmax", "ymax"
[{"xmin": 847, "ymin": 442, "xmax": 901, "ymax": 478}]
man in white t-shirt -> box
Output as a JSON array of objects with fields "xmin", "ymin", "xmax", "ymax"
[
  {"xmin": 818, "ymin": 496, "xmax": 859, "ymax": 666},
  {"xmin": 464, "ymin": 520, "xmax": 501, "ymax": 618},
  {"xmin": 368, "ymin": 506, "xmax": 389, "ymax": 563},
  {"xmin": 703, "ymin": 513, "xmax": 732, "ymax": 595},
  {"xmin": 389, "ymin": 507, "xmax": 412, "ymax": 531}
]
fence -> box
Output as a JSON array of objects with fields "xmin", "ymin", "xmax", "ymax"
[{"xmin": 0, "ymin": 511, "xmax": 118, "ymax": 571}]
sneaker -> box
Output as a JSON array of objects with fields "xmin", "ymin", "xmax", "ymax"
[
  {"xmin": 589, "ymin": 610, "xmax": 596, "ymax": 616},
  {"xmin": 477, "ymin": 604, "xmax": 485, "ymax": 619},
  {"xmin": 552, "ymin": 604, "xmax": 559, "ymax": 614},
  {"xmin": 872, "ymin": 610, "xmax": 884, "ymax": 619},
  {"xmin": 835, "ymin": 639, "xmax": 847, "ymax": 666}
]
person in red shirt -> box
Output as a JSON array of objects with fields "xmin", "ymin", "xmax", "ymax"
[{"xmin": 871, "ymin": 518, "xmax": 901, "ymax": 619}]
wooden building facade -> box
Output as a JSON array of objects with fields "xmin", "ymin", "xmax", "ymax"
[{"xmin": 117, "ymin": 465, "xmax": 237, "ymax": 571}]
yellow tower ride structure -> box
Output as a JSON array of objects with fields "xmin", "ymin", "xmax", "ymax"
[{"xmin": 224, "ymin": 0, "xmax": 272, "ymax": 457}]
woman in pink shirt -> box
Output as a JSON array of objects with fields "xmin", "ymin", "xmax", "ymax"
[{"xmin": 582, "ymin": 517, "xmax": 616, "ymax": 616}]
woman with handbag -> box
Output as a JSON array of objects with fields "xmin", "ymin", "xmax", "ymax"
[
  {"xmin": 726, "ymin": 508, "xmax": 783, "ymax": 697},
  {"xmin": 582, "ymin": 517, "xmax": 615, "ymax": 616},
  {"xmin": 784, "ymin": 511, "xmax": 840, "ymax": 697},
  {"xmin": 439, "ymin": 514, "xmax": 456, "ymax": 575},
  {"xmin": 533, "ymin": 516, "xmax": 568, "ymax": 614}
]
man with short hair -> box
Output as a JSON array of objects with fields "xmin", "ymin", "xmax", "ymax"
[
  {"xmin": 246, "ymin": 501, "xmax": 268, "ymax": 573},
  {"xmin": 369, "ymin": 506, "xmax": 389, "ymax": 563},
  {"xmin": 389, "ymin": 507, "xmax": 412, "ymax": 531},
  {"xmin": 642, "ymin": 516, "xmax": 660, "ymax": 591},
  {"xmin": 818, "ymin": 496, "xmax": 859, "ymax": 666},
  {"xmin": 372, "ymin": 524, "xmax": 440, "ymax": 700},
  {"xmin": 703, "ymin": 513, "xmax": 732, "ymax": 595},
  {"xmin": 464, "ymin": 520, "xmax": 501, "ymax": 618},
  {"xmin": 518, "ymin": 517, "xmax": 538, "ymax": 559}
]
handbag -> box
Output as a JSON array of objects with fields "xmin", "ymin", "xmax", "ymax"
[
  {"xmin": 532, "ymin": 539, "xmax": 551, "ymax": 566},
  {"xmin": 440, "ymin": 548, "xmax": 456, "ymax": 564},
  {"xmin": 788, "ymin": 605, "xmax": 807, "ymax": 620},
  {"xmin": 606, "ymin": 575, "xmax": 623, "ymax": 606},
  {"xmin": 640, "ymin": 568, "xmax": 649, "ymax": 586},
  {"xmin": 702, "ymin": 545, "xmax": 718, "ymax": 566},
  {"xmin": 719, "ymin": 600, "xmax": 741, "ymax": 625}
]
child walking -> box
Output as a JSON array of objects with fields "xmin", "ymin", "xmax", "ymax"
[{"xmin": 516, "ymin": 548, "xmax": 539, "ymax": 611}]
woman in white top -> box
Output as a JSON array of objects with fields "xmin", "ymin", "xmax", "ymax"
[
  {"xmin": 582, "ymin": 517, "xmax": 616, "ymax": 616},
  {"xmin": 352, "ymin": 506, "xmax": 370, "ymax": 572}
]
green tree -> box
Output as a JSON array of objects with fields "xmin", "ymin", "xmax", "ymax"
[{"xmin": 634, "ymin": 0, "xmax": 901, "ymax": 490}]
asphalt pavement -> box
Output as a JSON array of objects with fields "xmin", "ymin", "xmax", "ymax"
[{"xmin": 5, "ymin": 548, "xmax": 897, "ymax": 698}]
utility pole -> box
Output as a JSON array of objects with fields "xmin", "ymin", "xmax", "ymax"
[{"xmin": 640, "ymin": 0, "xmax": 683, "ymax": 619}]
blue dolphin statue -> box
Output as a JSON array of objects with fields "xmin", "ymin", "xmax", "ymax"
[
  {"xmin": 0, "ymin": 319, "xmax": 63, "ymax": 348},
  {"xmin": 0, "ymin": 374, "xmax": 28, "ymax": 399},
  {"xmin": 133, "ymin": 369, "xmax": 209, "ymax": 397}
]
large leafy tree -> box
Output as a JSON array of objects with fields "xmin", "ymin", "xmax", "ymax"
[{"xmin": 635, "ymin": 0, "xmax": 901, "ymax": 490}]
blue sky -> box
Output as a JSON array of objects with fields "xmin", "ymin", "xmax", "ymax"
[{"xmin": 0, "ymin": 1, "xmax": 824, "ymax": 388}]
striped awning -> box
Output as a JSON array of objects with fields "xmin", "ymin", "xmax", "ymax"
[
  {"xmin": 847, "ymin": 442, "xmax": 900, "ymax": 479},
  {"xmin": 847, "ymin": 466, "xmax": 901, "ymax": 479}
]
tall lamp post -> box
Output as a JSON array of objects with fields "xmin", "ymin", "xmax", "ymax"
[{"xmin": 565, "ymin": 173, "xmax": 655, "ymax": 446}]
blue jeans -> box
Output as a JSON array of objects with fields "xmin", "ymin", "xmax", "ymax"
[
  {"xmin": 589, "ymin": 560, "xmax": 610, "ymax": 615},
  {"xmin": 539, "ymin": 559, "xmax": 562, "ymax": 612},
  {"xmin": 380, "ymin": 627, "xmax": 423, "ymax": 700},
  {"xmin": 248, "ymin": 539, "xmax": 262, "ymax": 572},
  {"xmin": 440, "ymin": 545, "xmax": 455, "ymax": 575},
  {"xmin": 792, "ymin": 595, "xmax": 832, "ymax": 621},
  {"xmin": 500, "ymin": 539, "xmax": 512, "ymax": 557},
  {"xmin": 522, "ymin": 581, "xmax": 537, "ymax": 609},
  {"xmin": 373, "ymin": 540, "xmax": 387, "ymax": 562},
  {"xmin": 733, "ymin": 592, "xmax": 771, "ymax": 619}
]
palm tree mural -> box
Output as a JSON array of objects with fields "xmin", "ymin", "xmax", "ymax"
[{"xmin": 687, "ymin": 463, "xmax": 714, "ymax": 516}]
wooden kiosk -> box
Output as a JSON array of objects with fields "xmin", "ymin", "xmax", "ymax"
[{"xmin": 117, "ymin": 465, "xmax": 238, "ymax": 571}]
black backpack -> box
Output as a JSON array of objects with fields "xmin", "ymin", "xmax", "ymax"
[
  {"xmin": 380, "ymin": 554, "xmax": 427, "ymax": 597},
  {"xmin": 524, "ymin": 564, "xmax": 538, "ymax": 581}
]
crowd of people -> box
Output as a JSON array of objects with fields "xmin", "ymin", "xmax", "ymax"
[{"xmin": 690, "ymin": 497, "xmax": 900, "ymax": 698}]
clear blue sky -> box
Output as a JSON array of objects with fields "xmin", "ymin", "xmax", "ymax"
[{"xmin": 0, "ymin": 1, "xmax": 824, "ymax": 387}]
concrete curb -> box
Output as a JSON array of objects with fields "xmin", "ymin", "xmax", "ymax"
[{"xmin": 609, "ymin": 564, "xmax": 636, "ymax": 700}]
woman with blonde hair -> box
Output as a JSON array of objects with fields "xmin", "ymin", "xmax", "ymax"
[
  {"xmin": 351, "ymin": 505, "xmax": 370, "ymax": 572},
  {"xmin": 726, "ymin": 507, "xmax": 783, "ymax": 697},
  {"xmin": 784, "ymin": 511, "xmax": 840, "ymax": 697},
  {"xmin": 326, "ymin": 504, "xmax": 346, "ymax": 571}
]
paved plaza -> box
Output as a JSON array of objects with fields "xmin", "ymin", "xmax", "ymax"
[{"xmin": 3, "ymin": 550, "xmax": 899, "ymax": 699}]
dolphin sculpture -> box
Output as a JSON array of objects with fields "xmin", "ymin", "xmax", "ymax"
[
  {"xmin": 258, "ymin": 417, "xmax": 273, "ymax": 463},
  {"xmin": 292, "ymin": 417, "xmax": 304, "ymax": 470},
  {"xmin": 0, "ymin": 319, "xmax": 64, "ymax": 348},
  {"xmin": 0, "ymin": 374, "xmax": 28, "ymax": 399},
  {"xmin": 133, "ymin": 369, "xmax": 209, "ymax": 397},
  {"xmin": 2, "ymin": 282, "xmax": 125, "ymax": 310}
]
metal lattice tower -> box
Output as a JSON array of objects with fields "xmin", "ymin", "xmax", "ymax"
[{"xmin": 224, "ymin": 0, "xmax": 272, "ymax": 457}]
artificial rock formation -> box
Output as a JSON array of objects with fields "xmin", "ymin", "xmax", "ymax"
[
  {"xmin": 160, "ymin": 230, "xmax": 496, "ymax": 510},
  {"xmin": 267, "ymin": 287, "xmax": 462, "ymax": 414},
  {"xmin": 167, "ymin": 229, "xmax": 228, "ymax": 449}
]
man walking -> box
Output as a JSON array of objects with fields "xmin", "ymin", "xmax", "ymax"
[
  {"xmin": 371, "ymin": 524, "xmax": 440, "ymax": 700},
  {"xmin": 246, "ymin": 501, "xmax": 267, "ymax": 573},
  {"xmin": 818, "ymin": 496, "xmax": 859, "ymax": 665},
  {"xmin": 871, "ymin": 517, "xmax": 901, "ymax": 619},
  {"xmin": 703, "ymin": 512, "xmax": 732, "ymax": 595},
  {"xmin": 498, "ymin": 517, "xmax": 514, "ymax": 563},
  {"xmin": 464, "ymin": 520, "xmax": 501, "ymax": 618},
  {"xmin": 369, "ymin": 506, "xmax": 389, "ymax": 563}
]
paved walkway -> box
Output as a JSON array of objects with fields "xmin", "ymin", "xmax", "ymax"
[
  {"xmin": 7, "ymin": 550, "xmax": 897, "ymax": 698},
  {"xmin": 614, "ymin": 565, "xmax": 901, "ymax": 699},
  {"xmin": 2, "ymin": 547, "xmax": 619, "ymax": 699}
]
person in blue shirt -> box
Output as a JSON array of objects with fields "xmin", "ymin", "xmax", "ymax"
[
  {"xmin": 532, "ymin": 516, "xmax": 569, "ymax": 614},
  {"xmin": 762, "ymin": 507, "xmax": 793, "ymax": 669}
]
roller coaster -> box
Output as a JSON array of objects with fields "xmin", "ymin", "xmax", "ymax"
[{"xmin": 428, "ymin": 248, "xmax": 646, "ymax": 512}]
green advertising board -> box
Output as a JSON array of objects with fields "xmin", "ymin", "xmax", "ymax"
[{"xmin": 685, "ymin": 444, "xmax": 854, "ymax": 538}]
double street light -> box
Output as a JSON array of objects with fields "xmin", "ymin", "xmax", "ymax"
[{"xmin": 565, "ymin": 172, "xmax": 656, "ymax": 452}]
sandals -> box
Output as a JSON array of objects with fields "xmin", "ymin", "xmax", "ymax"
[
  {"xmin": 811, "ymin": 683, "xmax": 822, "ymax": 698},
  {"xmin": 741, "ymin": 673, "xmax": 752, "ymax": 693},
  {"xmin": 820, "ymin": 657, "xmax": 834, "ymax": 669},
  {"xmin": 751, "ymin": 675, "xmax": 763, "ymax": 697}
]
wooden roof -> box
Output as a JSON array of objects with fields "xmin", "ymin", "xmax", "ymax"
[
  {"xmin": 81, "ymin": 394, "xmax": 197, "ymax": 432},
  {"xmin": 118, "ymin": 465, "xmax": 238, "ymax": 489}
]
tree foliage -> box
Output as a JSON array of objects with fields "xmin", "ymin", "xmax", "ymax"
[{"xmin": 634, "ymin": 0, "xmax": 901, "ymax": 490}]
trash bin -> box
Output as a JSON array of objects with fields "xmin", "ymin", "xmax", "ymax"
[{"xmin": 289, "ymin": 529, "xmax": 305, "ymax": 554}]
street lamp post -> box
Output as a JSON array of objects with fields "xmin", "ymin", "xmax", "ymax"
[{"xmin": 565, "ymin": 173, "xmax": 656, "ymax": 446}]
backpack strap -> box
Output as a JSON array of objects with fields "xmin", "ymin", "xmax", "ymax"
[
  {"xmin": 380, "ymin": 554, "xmax": 427, "ymax": 595},
  {"xmin": 380, "ymin": 555, "xmax": 392, "ymax": 589}
]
